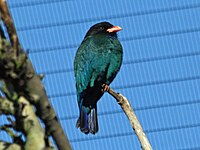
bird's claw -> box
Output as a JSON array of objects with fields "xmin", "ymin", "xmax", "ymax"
[{"xmin": 101, "ymin": 84, "xmax": 110, "ymax": 92}]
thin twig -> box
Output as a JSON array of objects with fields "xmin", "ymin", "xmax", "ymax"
[{"xmin": 108, "ymin": 87, "xmax": 152, "ymax": 150}]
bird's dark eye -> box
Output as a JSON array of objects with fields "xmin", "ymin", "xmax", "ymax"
[{"xmin": 99, "ymin": 27, "xmax": 104, "ymax": 30}]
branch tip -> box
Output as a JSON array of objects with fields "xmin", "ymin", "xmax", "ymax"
[{"xmin": 106, "ymin": 86, "xmax": 152, "ymax": 150}]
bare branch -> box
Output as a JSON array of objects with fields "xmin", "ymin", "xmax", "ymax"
[
  {"xmin": 0, "ymin": 125, "xmax": 23, "ymax": 145},
  {"xmin": 107, "ymin": 88, "xmax": 152, "ymax": 150},
  {"xmin": 17, "ymin": 96, "xmax": 46, "ymax": 150},
  {"xmin": 0, "ymin": 0, "xmax": 20, "ymax": 56},
  {"xmin": 0, "ymin": 97, "xmax": 15, "ymax": 115},
  {"xmin": 0, "ymin": 1, "xmax": 72, "ymax": 149},
  {"xmin": 0, "ymin": 141, "xmax": 22, "ymax": 150},
  {"xmin": 0, "ymin": 95, "xmax": 48, "ymax": 149}
]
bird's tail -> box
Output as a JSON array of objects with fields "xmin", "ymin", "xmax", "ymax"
[{"xmin": 76, "ymin": 105, "xmax": 98, "ymax": 134}]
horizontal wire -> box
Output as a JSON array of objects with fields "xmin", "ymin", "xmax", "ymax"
[
  {"xmin": 146, "ymin": 123, "xmax": 200, "ymax": 134},
  {"xmin": 113, "ymin": 76, "xmax": 200, "ymax": 90},
  {"xmin": 37, "ymin": 51, "xmax": 200, "ymax": 75},
  {"xmin": 49, "ymin": 76, "xmax": 200, "ymax": 99},
  {"xmin": 8, "ymin": 0, "xmax": 73, "ymax": 8},
  {"xmin": 178, "ymin": 147, "xmax": 200, "ymax": 150},
  {"xmin": 123, "ymin": 51, "xmax": 200, "ymax": 65},
  {"xmin": 29, "ymin": 27, "xmax": 200, "ymax": 54},
  {"xmin": 69, "ymin": 123, "xmax": 200, "ymax": 143},
  {"xmin": 15, "ymin": 3, "xmax": 200, "ymax": 31},
  {"xmin": 121, "ymin": 28, "xmax": 200, "ymax": 42},
  {"xmin": 58, "ymin": 99, "xmax": 200, "ymax": 121}
]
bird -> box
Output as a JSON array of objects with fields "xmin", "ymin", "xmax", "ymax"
[{"xmin": 74, "ymin": 22, "xmax": 123, "ymax": 134}]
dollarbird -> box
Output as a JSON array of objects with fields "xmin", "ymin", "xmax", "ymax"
[{"xmin": 74, "ymin": 22, "xmax": 123, "ymax": 134}]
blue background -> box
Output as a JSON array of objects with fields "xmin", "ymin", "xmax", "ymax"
[{"xmin": 0, "ymin": 0, "xmax": 200, "ymax": 149}]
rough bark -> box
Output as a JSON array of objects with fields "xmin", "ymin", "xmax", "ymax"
[
  {"xmin": 0, "ymin": 141, "xmax": 22, "ymax": 150},
  {"xmin": 0, "ymin": 96, "xmax": 47, "ymax": 150},
  {"xmin": 0, "ymin": 1, "xmax": 72, "ymax": 149}
]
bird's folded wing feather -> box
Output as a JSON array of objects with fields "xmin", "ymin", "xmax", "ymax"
[{"xmin": 74, "ymin": 37, "xmax": 113, "ymax": 93}]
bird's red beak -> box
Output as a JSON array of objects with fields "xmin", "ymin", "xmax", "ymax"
[{"xmin": 107, "ymin": 26, "xmax": 122, "ymax": 33}]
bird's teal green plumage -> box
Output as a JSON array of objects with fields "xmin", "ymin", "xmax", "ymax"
[{"xmin": 74, "ymin": 22, "xmax": 123, "ymax": 134}]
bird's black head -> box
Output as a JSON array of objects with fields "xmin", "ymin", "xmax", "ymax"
[{"xmin": 84, "ymin": 22, "xmax": 122, "ymax": 38}]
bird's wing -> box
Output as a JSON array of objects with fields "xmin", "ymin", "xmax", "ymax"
[
  {"xmin": 105, "ymin": 39, "xmax": 123, "ymax": 84},
  {"xmin": 74, "ymin": 38, "xmax": 96, "ymax": 94}
]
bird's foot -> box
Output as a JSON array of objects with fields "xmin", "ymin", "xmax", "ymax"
[{"xmin": 101, "ymin": 84, "xmax": 110, "ymax": 92}]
